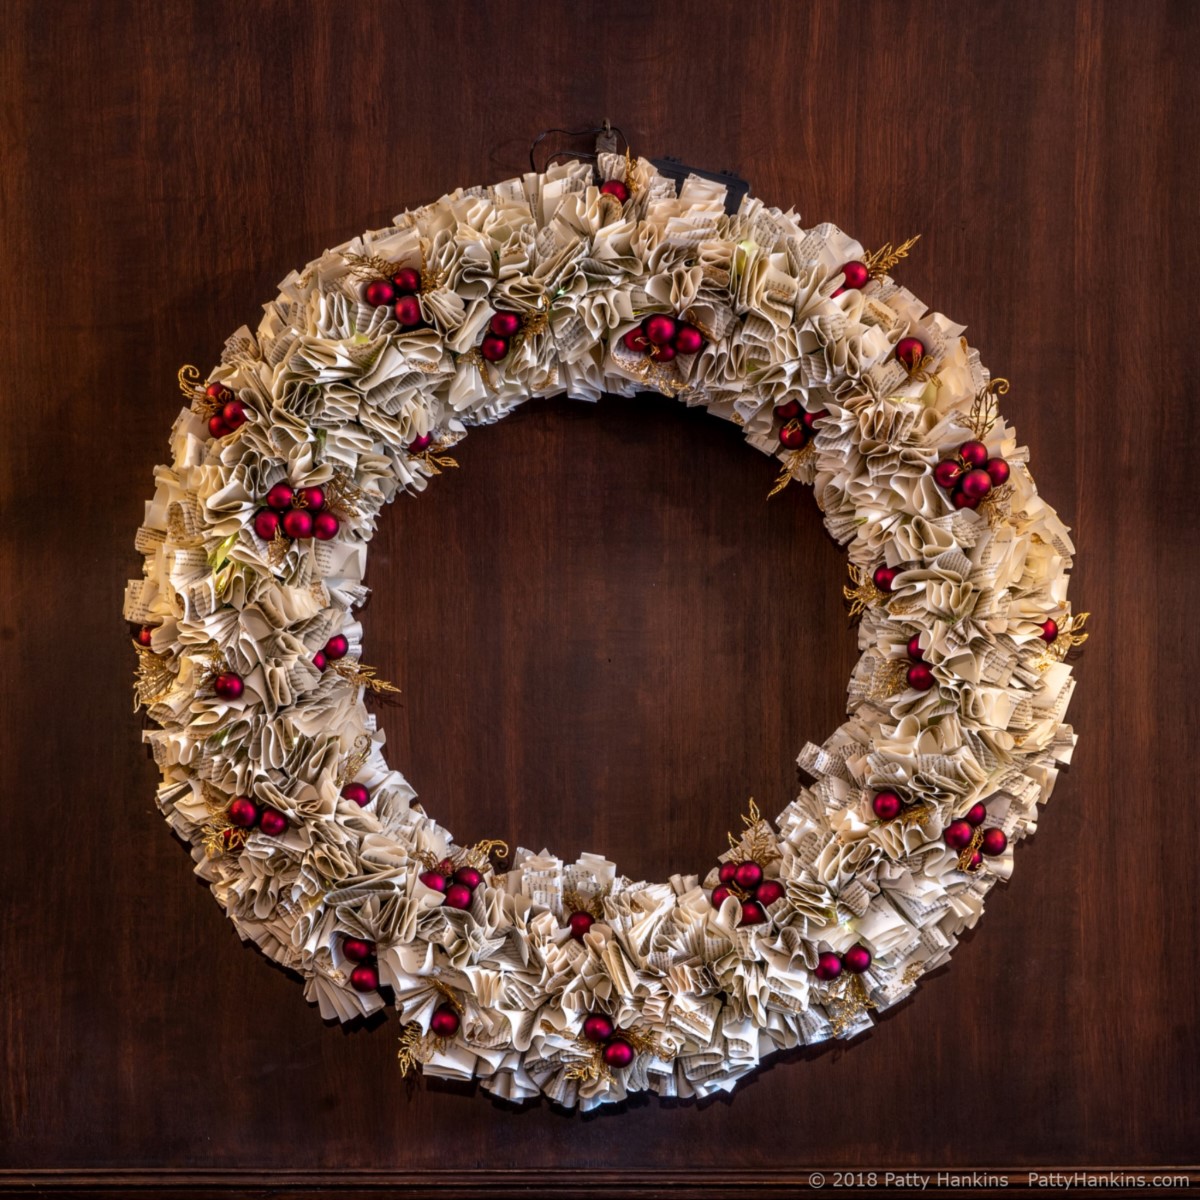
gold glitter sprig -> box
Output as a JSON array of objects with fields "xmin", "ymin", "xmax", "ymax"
[
  {"xmin": 956, "ymin": 826, "xmax": 986, "ymax": 872},
  {"xmin": 323, "ymin": 470, "xmax": 365, "ymax": 520},
  {"xmin": 132, "ymin": 644, "xmax": 177, "ymax": 711},
  {"xmin": 727, "ymin": 798, "xmax": 781, "ymax": 865},
  {"xmin": 564, "ymin": 1025, "xmax": 673, "ymax": 1085},
  {"xmin": 563, "ymin": 884, "xmax": 611, "ymax": 920},
  {"xmin": 767, "ymin": 441, "xmax": 815, "ymax": 499},
  {"xmin": 335, "ymin": 733, "xmax": 372, "ymax": 789},
  {"xmin": 843, "ymin": 564, "xmax": 886, "ymax": 619},
  {"xmin": 1033, "ymin": 611, "xmax": 1091, "ymax": 671},
  {"xmin": 825, "ymin": 971, "xmax": 877, "ymax": 1037},
  {"xmin": 863, "ymin": 235, "xmax": 921, "ymax": 279},
  {"xmin": 395, "ymin": 1022, "xmax": 458, "ymax": 1077},
  {"xmin": 966, "ymin": 378, "xmax": 1008, "ymax": 440},
  {"xmin": 330, "ymin": 660, "xmax": 401, "ymax": 694}
]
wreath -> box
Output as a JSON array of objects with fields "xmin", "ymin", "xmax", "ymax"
[{"xmin": 126, "ymin": 153, "xmax": 1087, "ymax": 1109}]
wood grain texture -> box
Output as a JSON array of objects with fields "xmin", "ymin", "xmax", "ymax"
[{"xmin": 1, "ymin": 0, "xmax": 1197, "ymax": 1193}]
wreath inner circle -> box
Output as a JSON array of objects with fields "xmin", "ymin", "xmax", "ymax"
[{"xmin": 126, "ymin": 153, "xmax": 1085, "ymax": 1110}]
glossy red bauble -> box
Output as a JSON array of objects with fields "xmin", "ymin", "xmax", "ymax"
[
  {"xmin": 965, "ymin": 802, "xmax": 988, "ymax": 827},
  {"xmin": 297, "ymin": 486, "xmax": 324, "ymax": 511},
  {"xmin": 776, "ymin": 399, "xmax": 801, "ymax": 422},
  {"xmin": 944, "ymin": 819, "xmax": 975, "ymax": 850},
  {"xmin": 673, "ymin": 323, "xmax": 705, "ymax": 354},
  {"xmin": 340, "ymin": 782, "xmax": 370, "ymax": 807},
  {"xmin": 718, "ymin": 861, "xmax": 739, "ymax": 885},
  {"xmin": 227, "ymin": 796, "xmax": 258, "ymax": 828},
  {"xmin": 711, "ymin": 885, "xmax": 733, "ymax": 909},
  {"xmin": 454, "ymin": 866, "xmax": 484, "ymax": 889},
  {"xmin": 650, "ymin": 342, "xmax": 676, "ymax": 362},
  {"xmin": 393, "ymin": 295, "xmax": 421, "ymax": 327},
  {"xmin": 430, "ymin": 1004, "xmax": 461, "ymax": 1037},
  {"xmin": 934, "ymin": 459, "xmax": 964, "ymax": 489},
  {"xmin": 444, "ymin": 883, "xmax": 473, "ymax": 909},
  {"xmin": 779, "ymin": 423, "xmax": 807, "ymax": 448},
  {"xmin": 213, "ymin": 672, "xmax": 244, "ymax": 700},
  {"xmin": 960, "ymin": 468, "xmax": 993, "ymax": 500},
  {"xmin": 843, "ymin": 944, "xmax": 872, "ymax": 973},
  {"xmin": 364, "ymin": 279, "xmax": 396, "ymax": 308},
  {"xmin": 981, "ymin": 828, "xmax": 1008, "ymax": 857},
  {"xmin": 222, "ymin": 399, "xmax": 247, "ymax": 429},
  {"xmin": 599, "ymin": 179, "xmax": 629, "ymax": 203},
  {"xmin": 313, "ymin": 651, "xmax": 327, "ymax": 671},
  {"xmin": 802, "ymin": 409, "xmax": 829, "ymax": 434},
  {"xmin": 205, "ymin": 382, "xmax": 231, "ymax": 401},
  {"xmin": 906, "ymin": 663, "xmax": 935, "ymax": 691},
  {"xmin": 740, "ymin": 900, "xmax": 767, "ymax": 926},
  {"xmin": 567, "ymin": 911, "xmax": 595, "ymax": 940},
  {"xmin": 643, "ymin": 314, "xmax": 677, "ymax": 345},
  {"xmin": 313, "ymin": 511, "xmax": 339, "ymax": 540},
  {"xmin": 342, "ymin": 937, "xmax": 374, "ymax": 962},
  {"xmin": 407, "ymin": 432, "xmax": 433, "ymax": 453},
  {"xmin": 489, "ymin": 310, "xmax": 521, "ymax": 338},
  {"xmin": 872, "ymin": 790, "xmax": 902, "ymax": 821},
  {"xmin": 282, "ymin": 509, "xmax": 314, "ymax": 539},
  {"xmin": 895, "ymin": 336, "xmax": 925, "ymax": 369},
  {"xmin": 583, "ymin": 1013, "xmax": 614, "ymax": 1043},
  {"xmin": 873, "ymin": 564, "xmax": 898, "ymax": 592},
  {"xmin": 136, "ymin": 626, "xmax": 154, "ymax": 647},
  {"xmin": 734, "ymin": 861, "xmax": 763, "ymax": 890},
  {"xmin": 258, "ymin": 807, "xmax": 288, "ymax": 836},
  {"xmin": 840, "ymin": 260, "xmax": 871, "ymax": 290},
  {"xmin": 814, "ymin": 951, "xmax": 843, "ymax": 981},
  {"xmin": 1039, "ymin": 618, "xmax": 1059, "ymax": 643},
  {"xmin": 392, "ymin": 267, "xmax": 421, "ymax": 294},
  {"xmin": 265, "ymin": 483, "xmax": 294, "ymax": 510},
  {"xmin": 621, "ymin": 329, "xmax": 649, "ymax": 354},
  {"xmin": 349, "ymin": 963, "xmax": 379, "ymax": 993},
  {"xmin": 907, "ymin": 634, "xmax": 924, "ymax": 661},
  {"xmin": 968, "ymin": 849, "xmax": 983, "ymax": 870},
  {"xmin": 754, "ymin": 879, "xmax": 785, "ymax": 906},
  {"xmin": 325, "ymin": 634, "xmax": 349, "ymax": 660},
  {"xmin": 952, "ymin": 490, "xmax": 980, "ymax": 510},
  {"xmin": 959, "ymin": 440, "xmax": 989, "ymax": 469},
  {"xmin": 208, "ymin": 415, "xmax": 231, "ymax": 438},
  {"xmin": 419, "ymin": 871, "xmax": 448, "ymax": 892},
  {"xmin": 253, "ymin": 509, "xmax": 280, "ymax": 540},
  {"xmin": 480, "ymin": 334, "xmax": 509, "ymax": 362},
  {"xmin": 985, "ymin": 457, "xmax": 1010, "ymax": 487},
  {"xmin": 602, "ymin": 1038, "xmax": 635, "ymax": 1069}
]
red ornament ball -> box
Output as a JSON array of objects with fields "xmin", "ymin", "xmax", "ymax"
[
  {"xmin": 643, "ymin": 314, "xmax": 678, "ymax": 345},
  {"xmin": 843, "ymin": 944, "xmax": 872, "ymax": 974},
  {"xmin": 960, "ymin": 468, "xmax": 993, "ymax": 500},
  {"xmin": 567, "ymin": 911, "xmax": 595, "ymax": 940},
  {"xmin": 583, "ymin": 1013, "xmax": 614, "ymax": 1043},
  {"xmin": 981, "ymin": 828, "xmax": 1008, "ymax": 857},
  {"xmin": 959, "ymin": 440, "xmax": 989, "ymax": 469},
  {"xmin": 650, "ymin": 342, "xmax": 676, "ymax": 362},
  {"xmin": 393, "ymin": 295, "xmax": 421, "ymax": 327},
  {"xmin": 205, "ymin": 382, "xmax": 231, "ymax": 401},
  {"xmin": 906, "ymin": 634, "xmax": 924, "ymax": 661},
  {"xmin": 968, "ymin": 849, "xmax": 983, "ymax": 871},
  {"xmin": 222, "ymin": 399, "xmax": 247, "ymax": 429},
  {"xmin": 779, "ymin": 422, "xmax": 807, "ymax": 448},
  {"xmin": 621, "ymin": 328, "xmax": 649, "ymax": 354},
  {"xmin": 815, "ymin": 951, "xmax": 843, "ymax": 982},
  {"xmin": 454, "ymin": 866, "xmax": 484, "ymax": 889},
  {"xmin": 952, "ymin": 490, "xmax": 980, "ymax": 510},
  {"xmin": 906, "ymin": 662, "xmax": 935, "ymax": 692},
  {"xmin": 841, "ymin": 260, "xmax": 871, "ymax": 290},
  {"xmin": 480, "ymin": 334, "xmax": 509, "ymax": 362},
  {"xmin": 227, "ymin": 796, "xmax": 258, "ymax": 828},
  {"xmin": 754, "ymin": 879, "xmax": 785, "ymax": 906},
  {"xmin": 407, "ymin": 433, "xmax": 433, "ymax": 453},
  {"xmin": 364, "ymin": 279, "xmax": 396, "ymax": 308},
  {"xmin": 934, "ymin": 459, "xmax": 964, "ymax": 489},
  {"xmin": 340, "ymin": 782, "xmax": 370, "ymax": 807},
  {"xmin": 392, "ymin": 267, "xmax": 421, "ymax": 294},
  {"xmin": 419, "ymin": 871, "xmax": 448, "ymax": 892},
  {"xmin": 349, "ymin": 963, "xmax": 379, "ymax": 993},
  {"xmin": 282, "ymin": 509, "xmax": 314, "ymax": 539},
  {"xmin": 213, "ymin": 672, "xmax": 244, "ymax": 700},
  {"xmin": 602, "ymin": 1038, "xmax": 635, "ymax": 1069},
  {"xmin": 430, "ymin": 1004, "xmax": 461, "ymax": 1037},
  {"xmin": 965, "ymin": 802, "xmax": 988, "ymax": 827},
  {"xmin": 298, "ymin": 486, "xmax": 324, "ymax": 511},
  {"xmin": 343, "ymin": 937, "xmax": 374, "ymax": 962},
  {"xmin": 325, "ymin": 634, "xmax": 349, "ymax": 660},
  {"xmin": 444, "ymin": 883, "xmax": 473, "ymax": 910},
  {"xmin": 258, "ymin": 807, "xmax": 288, "ymax": 836},
  {"xmin": 673, "ymin": 323, "xmax": 705, "ymax": 355},
  {"xmin": 734, "ymin": 861, "xmax": 763, "ymax": 890},
  {"xmin": 985, "ymin": 457, "xmax": 1010, "ymax": 487},
  {"xmin": 599, "ymin": 179, "xmax": 630, "ymax": 203},
  {"xmin": 944, "ymin": 819, "xmax": 975, "ymax": 850},
  {"xmin": 1039, "ymin": 618, "xmax": 1059, "ymax": 643},
  {"xmin": 873, "ymin": 564, "xmax": 898, "ymax": 593},
  {"xmin": 802, "ymin": 409, "xmax": 829, "ymax": 434},
  {"xmin": 895, "ymin": 336, "xmax": 925, "ymax": 369},
  {"xmin": 711, "ymin": 885, "xmax": 733, "ymax": 909},
  {"xmin": 489, "ymin": 310, "xmax": 521, "ymax": 338},
  {"xmin": 253, "ymin": 509, "xmax": 280, "ymax": 540},
  {"xmin": 313, "ymin": 650, "xmax": 327, "ymax": 671},
  {"xmin": 136, "ymin": 626, "xmax": 154, "ymax": 647},
  {"xmin": 776, "ymin": 399, "xmax": 801, "ymax": 422},
  {"xmin": 872, "ymin": 790, "xmax": 902, "ymax": 821},
  {"xmin": 208, "ymin": 415, "xmax": 231, "ymax": 439},
  {"xmin": 718, "ymin": 861, "xmax": 739, "ymax": 885},
  {"xmin": 740, "ymin": 900, "xmax": 767, "ymax": 926},
  {"xmin": 266, "ymin": 483, "xmax": 294, "ymax": 510},
  {"xmin": 313, "ymin": 511, "xmax": 339, "ymax": 540}
]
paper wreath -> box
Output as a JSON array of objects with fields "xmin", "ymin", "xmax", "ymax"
[{"xmin": 125, "ymin": 153, "xmax": 1086, "ymax": 1109}]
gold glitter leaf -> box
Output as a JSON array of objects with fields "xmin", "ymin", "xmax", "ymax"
[
  {"xmin": 863, "ymin": 235, "xmax": 921, "ymax": 279},
  {"xmin": 843, "ymin": 564, "xmax": 886, "ymax": 619},
  {"xmin": 330, "ymin": 660, "xmax": 401, "ymax": 695}
]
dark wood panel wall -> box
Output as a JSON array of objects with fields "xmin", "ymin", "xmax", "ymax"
[{"xmin": 1, "ymin": 2, "xmax": 1196, "ymax": 1195}]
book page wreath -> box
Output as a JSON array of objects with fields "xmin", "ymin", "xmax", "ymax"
[{"xmin": 126, "ymin": 154, "xmax": 1087, "ymax": 1110}]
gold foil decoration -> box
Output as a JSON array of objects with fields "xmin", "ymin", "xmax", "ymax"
[
  {"xmin": 896, "ymin": 801, "xmax": 936, "ymax": 829},
  {"xmin": 335, "ymin": 733, "xmax": 372, "ymax": 789},
  {"xmin": 202, "ymin": 818, "xmax": 248, "ymax": 859},
  {"xmin": 563, "ymin": 884, "xmax": 610, "ymax": 920},
  {"xmin": 324, "ymin": 470, "xmax": 365, "ymax": 520},
  {"xmin": 826, "ymin": 971, "xmax": 877, "ymax": 1037},
  {"xmin": 727, "ymin": 798, "xmax": 781, "ymax": 866},
  {"xmin": 956, "ymin": 826, "xmax": 985, "ymax": 872},
  {"xmin": 330, "ymin": 660, "xmax": 401, "ymax": 695},
  {"xmin": 967, "ymin": 378, "xmax": 1008, "ymax": 440},
  {"xmin": 132, "ymin": 644, "xmax": 177, "ymax": 711},
  {"xmin": 868, "ymin": 658, "xmax": 911, "ymax": 700},
  {"xmin": 979, "ymin": 481, "xmax": 1015, "ymax": 528},
  {"xmin": 863, "ymin": 235, "xmax": 921, "ymax": 280},
  {"xmin": 843, "ymin": 564, "xmax": 886, "ymax": 619},
  {"xmin": 767, "ymin": 441, "xmax": 815, "ymax": 499},
  {"xmin": 1033, "ymin": 611, "xmax": 1091, "ymax": 671},
  {"xmin": 462, "ymin": 839, "xmax": 509, "ymax": 871},
  {"xmin": 564, "ymin": 1024, "xmax": 673, "ymax": 1085}
]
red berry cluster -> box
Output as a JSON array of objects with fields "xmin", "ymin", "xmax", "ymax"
[
  {"xmin": 710, "ymin": 859, "xmax": 784, "ymax": 927},
  {"xmin": 362, "ymin": 266, "xmax": 424, "ymax": 329},
  {"xmin": 479, "ymin": 309, "xmax": 522, "ymax": 363},
  {"xmin": 775, "ymin": 398, "xmax": 828, "ymax": 449},
  {"xmin": 831, "ymin": 259, "xmax": 871, "ymax": 297},
  {"xmin": 581, "ymin": 1013, "xmax": 635, "ymax": 1068},
  {"xmin": 814, "ymin": 944, "xmax": 872, "ymax": 981},
  {"xmin": 205, "ymin": 382, "xmax": 249, "ymax": 439},
  {"xmin": 227, "ymin": 794, "xmax": 289, "ymax": 837},
  {"xmin": 419, "ymin": 859, "xmax": 485, "ymax": 911},
  {"xmin": 903, "ymin": 633, "xmax": 935, "ymax": 692},
  {"xmin": 621, "ymin": 313, "xmax": 706, "ymax": 362},
  {"xmin": 933, "ymin": 440, "xmax": 1010, "ymax": 510},
  {"xmin": 598, "ymin": 179, "xmax": 630, "ymax": 204},
  {"xmin": 253, "ymin": 484, "xmax": 339, "ymax": 543},
  {"xmin": 313, "ymin": 632, "xmax": 349, "ymax": 673},
  {"xmin": 943, "ymin": 803, "xmax": 1008, "ymax": 870},
  {"xmin": 343, "ymin": 935, "xmax": 380, "ymax": 993}
]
